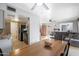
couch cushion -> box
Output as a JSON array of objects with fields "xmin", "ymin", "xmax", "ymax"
[{"xmin": 70, "ymin": 39, "xmax": 79, "ymax": 47}]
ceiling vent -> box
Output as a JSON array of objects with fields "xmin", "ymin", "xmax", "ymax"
[{"xmin": 7, "ymin": 6, "xmax": 16, "ymax": 12}]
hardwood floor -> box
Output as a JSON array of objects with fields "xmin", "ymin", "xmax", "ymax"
[
  {"xmin": 12, "ymin": 31, "xmax": 28, "ymax": 50},
  {"xmin": 12, "ymin": 39, "xmax": 28, "ymax": 50}
]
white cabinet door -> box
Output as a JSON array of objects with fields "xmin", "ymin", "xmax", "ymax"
[{"xmin": 0, "ymin": 10, "xmax": 4, "ymax": 29}]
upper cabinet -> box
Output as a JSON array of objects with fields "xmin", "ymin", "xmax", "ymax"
[{"xmin": 0, "ymin": 10, "xmax": 4, "ymax": 29}]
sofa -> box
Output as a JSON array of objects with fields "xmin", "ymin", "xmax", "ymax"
[{"xmin": 65, "ymin": 38, "xmax": 79, "ymax": 47}]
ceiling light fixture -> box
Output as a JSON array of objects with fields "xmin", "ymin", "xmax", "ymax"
[
  {"xmin": 37, "ymin": 3, "xmax": 42, "ymax": 6},
  {"xmin": 31, "ymin": 3, "xmax": 49, "ymax": 10}
]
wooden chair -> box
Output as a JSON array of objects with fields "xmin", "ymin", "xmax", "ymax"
[
  {"xmin": 0, "ymin": 48, "xmax": 3, "ymax": 56},
  {"xmin": 60, "ymin": 41, "xmax": 70, "ymax": 56}
]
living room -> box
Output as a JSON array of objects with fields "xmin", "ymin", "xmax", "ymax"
[{"xmin": 0, "ymin": 3, "xmax": 79, "ymax": 56}]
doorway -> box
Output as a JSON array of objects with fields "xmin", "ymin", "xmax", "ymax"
[
  {"xmin": 40, "ymin": 23, "xmax": 48, "ymax": 40},
  {"xmin": 11, "ymin": 16, "xmax": 30, "ymax": 50}
]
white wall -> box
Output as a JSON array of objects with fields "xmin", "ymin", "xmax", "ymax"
[
  {"xmin": 73, "ymin": 21, "xmax": 78, "ymax": 32},
  {"xmin": 29, "ymin": 14, "xmax": 40, "ymax": 44},
  {"xmin": 0, "ymin": 10, "xmax": 4, "ymax": 29},
  {"xmin": 0, "ymin": 3, "xmax": 6, "ymax": 10},
  {"xmin": 78, "ymin": 21, "xmax": 79, "ymax": 32}
]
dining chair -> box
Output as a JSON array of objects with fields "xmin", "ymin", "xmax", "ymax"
[
  {"xmin": 0, "ymin": 48, "xmax": 3, "ymax": 56},
  {"xmin": 60, "ymin": 41, "xmax": 70, "ymax": 56}
]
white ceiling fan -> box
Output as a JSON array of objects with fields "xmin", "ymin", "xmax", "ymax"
[{"xmin": 31, "ymin": 3, "xmax": 49, "ymax": 10}]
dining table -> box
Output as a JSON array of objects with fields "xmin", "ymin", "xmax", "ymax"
[{"xmin": 10, "ymin": 39, "xmax": 67, "ymax": 56}]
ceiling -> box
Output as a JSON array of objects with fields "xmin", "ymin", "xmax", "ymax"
[
  {"xmin": 9, "ymin": 3, "xmax": 52, "ymax": 23},
  {"xmin": 9, "ymin": 3, "xmax": 79, "ymax": 23}
]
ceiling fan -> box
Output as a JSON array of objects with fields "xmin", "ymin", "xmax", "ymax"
[{"xmin": 31, "ymin": 3, "xmax": 49, "ymax": 10}]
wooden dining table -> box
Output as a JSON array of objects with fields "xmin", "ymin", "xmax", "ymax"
[{"xmin": 10, "ymin": 40, "xmax": 67, "ymax": 56}]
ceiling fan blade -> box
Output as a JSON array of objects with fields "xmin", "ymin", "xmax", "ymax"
[
  {"xmin": 31, "ymin": 3, "xmax": 37, "ymax": 10},
  {"xmin": 43, "ymin": 3, "xmax": 49, "ymax": 10}
]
